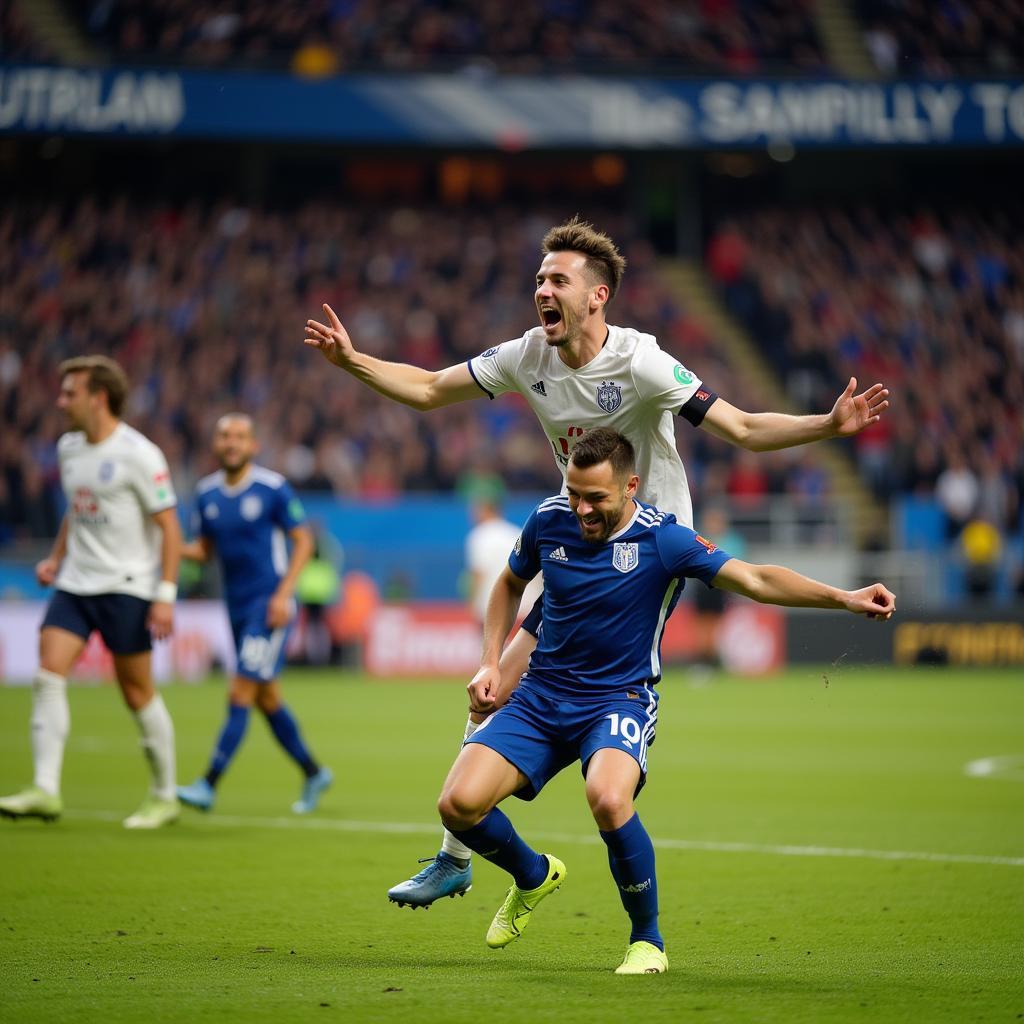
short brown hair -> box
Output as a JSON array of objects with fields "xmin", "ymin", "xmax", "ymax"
[
  {"xmin": 569, "ymin": 427, "xmax": 636, "ymax": 479},
  {"xmin": 58, "ymin": 355, "xmax": 129, "ymax": 417},
  {"xmin": 542, "ymin": 216, "xmax": 627, "ymax": 301}
]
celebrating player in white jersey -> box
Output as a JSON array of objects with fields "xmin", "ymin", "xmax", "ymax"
[
  {"xmin": 0, "ymin": 356, "xmax": 183, "ymax": 830},
  {"xmin": 304, "ymin": 216, "xmax": 890, "ymax": 905}
]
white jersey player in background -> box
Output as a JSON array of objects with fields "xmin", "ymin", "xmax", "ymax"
[
  {"xmin": 304, "ymin": 215, "xmax": 890, "ymax": 905},
  {"xmin": 465, "ymin": 486, "xmax": 544, "ymax": 627},
  {"xmin": 0, "ymin": 356, "xmax": 183, "ymax": 830}
]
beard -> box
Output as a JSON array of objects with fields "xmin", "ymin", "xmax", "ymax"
[{"xmin": 575, "ymin": 499, "xmax": 628, "ymax": 544}]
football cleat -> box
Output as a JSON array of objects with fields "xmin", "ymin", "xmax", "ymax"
[
  {"xmin": 123, "ymin": 795, "xmax": 180, "ymax": 830},
  {"xmin": 387, "ymin": 852, "xmax": 473, "ymax": 908},
  {"xmin": 486, "ymin": 854, "xmax": 566, "ymax": 948},
  {"xmin": 0, "ymin": 786, "xmax": 63, "ymax": 823},
  {"xmin": 291, "ymin": 766, "xmax": 333, "ymax": 814},
  {"xmin": 177, "ymin": 778, "xmax": 215, "ymax": 812},
  {"xmin": 614, "ymin": 940, "xmax": 668, "ymax": 975}
]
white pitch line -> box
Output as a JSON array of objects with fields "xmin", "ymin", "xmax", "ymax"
[
  {"xmin": 964, "ymin": 754, "xmax": 1024, "ymax": 781},
  {"xmin": 64, "ymin": 810, "xmax": 1024, "ymax": 868}
]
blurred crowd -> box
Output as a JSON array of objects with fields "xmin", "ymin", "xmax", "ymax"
[
  {"xmin": 6, "ymin": 0, "xmax": 1022, "ymax": 79},
  {"xmin": 2, "ymin": 196, "xmax": 800, "ymax": 544},
  {"xmin": 857, "ymin": 0, "xmax": 1024, "ymax": 76},
  {"xmin": 35, "ymin": 0, "xmax": 827, "ymax": 75},
  {"xmin": 708, "ymin": 204, "xmax": 1024, "ymax": 563},
  {"xmin": 0, "ymin": 0, "xmax": 53, "ymax": 62}
]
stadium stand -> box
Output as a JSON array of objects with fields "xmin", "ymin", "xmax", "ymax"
[
  {"xmin": 0, "ymin": 196, "xmax": 776, "ymax": 541},
  {"xmin": 856, "ymin": 0, "xmax": 1024, "ymax": 76},
  {"xmin": 35, "ymin": 0, "xmax": 829, "ymax": 75},
  {"xmin": 707, "ymin": 204, "xmax": 1024, "ymax": 545}
]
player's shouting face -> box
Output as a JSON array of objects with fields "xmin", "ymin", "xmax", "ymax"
[
  {"xmin": 566, "ymin": 457, "xmax": 640, "ymax": 545},
  {"xmin": 535, "ymin": 250, "xmax": 609, "ymax": 348}
]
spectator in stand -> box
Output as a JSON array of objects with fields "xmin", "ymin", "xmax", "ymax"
[
  {"xmin": 708, "ymin": 204, "xmax": 1024, "ymax": 518},
  {"xmin": 50, "ymin": 0, "xmax": 827, "ymax": 74}
]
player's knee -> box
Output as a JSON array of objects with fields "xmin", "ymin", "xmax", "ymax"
[
  {"xmin": 437, "ymin": 785, "xmax": 486, "ymax": 831},
  {"xmin": 255, "ymin": 688, "xmax": 280, "ymax": 714},
  {"xmin": 586, "ymin": 786, "xmax": 633, "ymax": 831}
]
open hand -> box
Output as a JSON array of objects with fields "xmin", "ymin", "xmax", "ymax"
[
  {"xmin": 304, "ymin": 304, "xmax": 356, "ymax": 368},
  {"xmin": 829, "ymin": 377, "xmax": 890, "ymax": 437}
]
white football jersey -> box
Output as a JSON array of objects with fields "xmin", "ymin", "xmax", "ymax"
[
  {"xmin": 55, "ymin": 422, "xmax": 177, "ymax": 599},
  {"xmin": 468, "ymin": 325, "xmax": 704, "ymax": 527},
  {"xmin": 466, "ymin": 515, "xmax": 544, "ymax": 622}
]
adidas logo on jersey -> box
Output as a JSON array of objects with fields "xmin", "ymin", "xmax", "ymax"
[
  {"xmin": 547, "ymin": 546, "xmax": 569, "ymax": 562},
  {"xmin": 530, "ymin": 380, "xmax": 547, "ymax": 396}
]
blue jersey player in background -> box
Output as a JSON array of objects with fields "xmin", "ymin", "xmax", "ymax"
[
  {"xmin": 177, "ymin": 414, "xmax": 333, "ymax": 814},
  {"xmin": 437, "ymin": 427, "xmax": 895, "ymax": 975}
]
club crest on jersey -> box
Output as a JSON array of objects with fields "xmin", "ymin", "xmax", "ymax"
[
  {"xmin": 240, "ymin": 495, "xmax": 262, "ymax": 521},
  {"xmin": 612, "ymin": 542, "xmax": 639, "ymax": 573},
  {"xmin": 596, "ymin": 381, "xmax": 622, "ymax": 413},
  {"xmin": 98, "ymin": 460, "xmax": 115, "ymax": 482}
]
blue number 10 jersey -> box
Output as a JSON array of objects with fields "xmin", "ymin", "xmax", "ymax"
[
  {"xmin": 193, "ymin": 466, "xmax": 306, "ymax": 613},
  {"xmin": 509, "ymin": 496, "xmax": 733, "ymax": 699}
]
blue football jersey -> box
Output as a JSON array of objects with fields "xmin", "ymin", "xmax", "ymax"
[
  {"xmin": 509, "ymin": 496, "xmax": 733, "ymax": 698},
  {"xmin": 193, "ymin": 466, "xmax": 306, "ymax": 611}
]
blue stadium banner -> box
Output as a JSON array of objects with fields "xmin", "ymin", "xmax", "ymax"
[{"xmin": 2, "ymin": 64, "xmax": 1024, "ymax": 146}]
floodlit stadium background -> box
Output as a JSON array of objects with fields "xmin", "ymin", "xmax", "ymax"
[
  {"xmin": 2, "ymin": 3, "xmax": 1022, "ymax": 682},
  {"xmin": 0, "ymin": 6, "xmax": 1022, "ymax": 1021}
]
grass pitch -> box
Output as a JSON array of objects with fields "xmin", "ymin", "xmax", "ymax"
[{"xmin": 0, "ymin": 666, "xmax": 1021, "ymax": 1023}]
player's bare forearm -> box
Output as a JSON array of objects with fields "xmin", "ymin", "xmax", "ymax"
[
  {"xmin": 713, "ymin": 560, "xmax": 895, "ymax": 618},
  {"xmin": 480, "ymin": 570, "xmax": 528, "ymax": 668},
  {"xmin": 152, "ymin": 508, "xmax": 182, "ymax": 589},
  {"xmin": 701, "ymin": 379, "xmax": 889, "ymax": 451},
  {"xmin": 48, "ymin": 515, "xmax": 69, "ymax": 564},
  {"xmin": 304, "ymin": 303, "xmax": 481, "ymax": 410},
  {"xmin": 180, "ymin": 538, "xmax": 211, "ymax": 563},
  {"xmin": 277, "ymin": 526, "xmax": 314, "ymax": 597}
]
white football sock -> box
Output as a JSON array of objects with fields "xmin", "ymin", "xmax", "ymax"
[
  {"xmin": 134, "ymin": 693, "xmax": 177, "ymax": 801},
  {"xmin": 31, "ymin": 669, "xmax": 70, "ymax": 796},
  {"xmin": 440, "ymin": 716, "xmax": 482, "ymax": 862}
]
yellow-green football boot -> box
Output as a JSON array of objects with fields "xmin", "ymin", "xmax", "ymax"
[
  {"xmin": 614, "ymin": 940, "xmax": 668, "ymax": 975},
  {"xmin": 0, "ymin": 786, "xmax": 62, "ymax": 823},
  {"xmin": 486, "ymin": 854, "xmax": 566, "ymax": 949}
]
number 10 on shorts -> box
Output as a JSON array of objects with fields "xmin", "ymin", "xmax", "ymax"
[{"xmin": 606, "ymin": 712, "xmax": 642, "ymax": 749}]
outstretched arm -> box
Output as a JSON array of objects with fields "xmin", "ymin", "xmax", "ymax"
[
  {"xmin": 304, "ymin": 303, "xmax": 485, "ymax": 410},
  {"xmin": 700, "ymin": 377, "xmax": 889, "ymax": 452},
  {"xmin": 713, "ymin": 558, "xmax": 895, "ymax": 619}
]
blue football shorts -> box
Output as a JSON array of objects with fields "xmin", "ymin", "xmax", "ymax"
[
  {"xmin": 41, "ymin": 589, "xmax": 152, "ymax": 655},
  {"xmin": 465, "ymin": 678, "xmax": 659, "ymax": 800},
  {"xmin": 230, "ymin": 598, "xmax": 292, "ymax": 682}
]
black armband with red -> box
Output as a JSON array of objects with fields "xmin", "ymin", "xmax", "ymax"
[{"xmin": 678, "ymin": 388, "xmax": 719, "ymax": 426}]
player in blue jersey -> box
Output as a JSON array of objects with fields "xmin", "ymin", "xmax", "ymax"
[
  {"xmin": 176, "ymin": 414, "xmax": 333, "ymax": 814},
  {"xmin": 437, "ymin": 428, "xmax": 894, "ymax": 974}
]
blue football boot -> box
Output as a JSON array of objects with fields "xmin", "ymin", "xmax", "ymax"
[
  {"xmin": 177, "ymin": 778, "xmax": 215, "ymax": 812},
  {"xmin": 387, "ymin": 852, "xmax": 473, "ymax": 909},
  {"xmin": 292, "ymin": 766, "xmax": 333, "ymax": 814}
]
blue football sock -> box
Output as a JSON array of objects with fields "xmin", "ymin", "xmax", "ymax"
[
  {"xmin": 204, "ymin": 702, "xmax": 250, "ymax": 787},
  {"xmin": 600, "ymin": 812, "xmax": 663, "ymax": 950},
  {"xmin": 264, "ymin": 704, "xmax": 319, "ymax": 778},
  {"xmin": 449, "ymin": 807, "xmax": 549, "ymax": 890}
]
